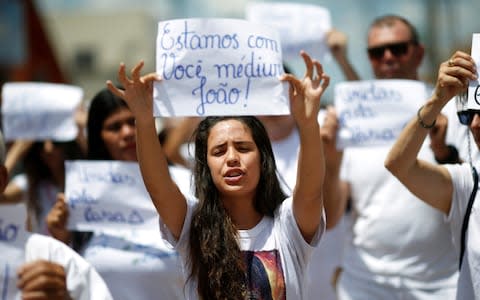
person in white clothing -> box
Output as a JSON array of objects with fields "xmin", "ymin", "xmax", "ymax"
[
  {"xmin": 107, "ymin": 50, "xmax": 329, "ymax": 299},
  {"xmin": 47, "ymin": 88, "xmax": 190, "ymax": 300},
  {"xmin": 0, "ymin": 130, "xmax": 112, "ymax": 300},
  {"xmin": 385, "ymin": 51, "xmax": 478, "ymax": 299},
  {"xmin": 322, "ymin": 15, "xmax": 460, "ymax": 299}
]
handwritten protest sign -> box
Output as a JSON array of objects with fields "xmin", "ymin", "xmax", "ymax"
[
  {"xmin": 467, "ymin": 33, "xmax": 480, "ymax": 110},
  {"xmin": 1, "ymin": 82, "xmax": 83, "ymax": 142},
  {"xmin": 335, "ymin": 80, "xmax": 428, "ymax": 148},
  {"xmin": 65, "ymin": 160, "xmax": 159, "ymax": 231},
  {"xmin": 0, "ymin": 204, "xmax": 29, "ymax": 300},
  {"xmin": 246, "ymin": 2, "xmax": 332, "ymax": 63},
  {"xmin": 153, "ymin": 18, "xmax": 289, "ymax": 117}
]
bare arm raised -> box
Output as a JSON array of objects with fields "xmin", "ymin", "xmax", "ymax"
[
  {"xmin": 282, "ymin": 51, "xmax": 330, "ymax": 242},
  {"xmin": 107, "ymin": 61, "xmax": 187, "ymax": 239},
  {"xmin": 385, "ymin": 51, "xmax": 477, "ymax": 214}
]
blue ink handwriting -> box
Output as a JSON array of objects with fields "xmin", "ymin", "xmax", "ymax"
[{"xmin": 84, "ymin": 207, "xmax": 145, "ymax": 225}]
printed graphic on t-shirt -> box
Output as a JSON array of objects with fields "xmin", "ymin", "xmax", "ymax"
[{"xmin": 243, "ymin": 250, "xmax": 286, "ymax": 300}]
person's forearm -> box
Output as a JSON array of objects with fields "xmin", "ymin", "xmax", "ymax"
[
  {"xmin": 333, "ymin": 54, "xmax": 360, "ymax": 81},
  {"xmin": 385, "ymin": 97, "xmax": 445, "ymax": 179},
  {"xmin": 135, "ymin": 117, "xmax": 187, "ymax": 238}
]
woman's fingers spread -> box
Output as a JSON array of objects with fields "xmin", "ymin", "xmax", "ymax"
[
  {"xmin": 106, "ymin": 80, "xmax": 124, "ymax": 99},
  {"xmin": 131, "ymin": 60, "xmax": 145, "ymax": 82},
  {"xmin": 300, "ymin": 51, "xmax": 314, "ymax": 79}
]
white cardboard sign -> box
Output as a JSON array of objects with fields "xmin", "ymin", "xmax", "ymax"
[
  {"xmin": 1, "ymin": 82, "xmax": 83, "ymax": 142},
  {"xmin": 246, "ymin": 2, "xmax": 332, "ymax": 63},
  {"xmin": 467, "ymin": 33, "xmax": 480, "ymax": 110},
  {"xmin": 65, "ymin": 160, "xmax": 158, "ymax": 231},
  {"xmin": 0, "ymin": 204, "xmax": 29, "ymax": 300},
  {"xmin": 153, "ymin": 18, "xmax": 289, "ymax": 117},
  {"xmin": 335, "ymin": 79, "xmax": 428, "ymax": 148}
]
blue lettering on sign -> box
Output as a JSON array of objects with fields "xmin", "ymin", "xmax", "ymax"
[
  {"xmin": 159, "ymin": 21, "xmax": 240, "ymax": 51},
  {"xmin": 191, "ymin": 52, "xmax": 282, "ymax": 115},
  {"xmin": 193, "ymin": 78, "xmax": 242, "ymax": 115},
  {"xmin": 247, "ymin": 34, "xmax": 279, "ymax": 53},
  {"xmin": 69, "ymin": 189, "xmax": 98, "ymax": 209},
  {"xmin": 6, "ymin": 90, "xmax": 58, "ymax": 134},
  {"xmin": 0, "ymin": 220, "xmax": 18, "ymax": 243},
  {"xmin": 338, "ymin": 103, "xmax": 376, "ymax": 126},
  {"xmin": 77, "ymin": 166, "xmax": 136, "ymax": 185},
  {"xmin": 349, "ymin": 127, "xmax": 397, "ymax": 144},
  {"xmin": 1, "ymin": 264, "xmax": 9, "ymax": 300},
  {"xmin": 84, "ymin": 207, "xmax": 145, "ymax": 225},
  {"xmin": 342, "ymin": 82, "xmax": 402, "ymax": 103}
]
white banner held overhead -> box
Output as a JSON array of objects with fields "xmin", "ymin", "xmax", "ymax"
[
  {"xmin": 1, "ymin": 82, "xmax": 83, "ymax": 142},
  {"xmin": 65, "ymin": 160, "xmax": 158, "ymax": 231},
  {"xmin": 467, "ymin": 33, "xmax": 480, "ymax": 110},
  {"xmin": 245, "ymin": 2, "xmax": 332, "ymax": 63},
  {"xmin": 154, "ymin": 18, "xmax": 289, "ymax": 117},
  {"xmin": 335, "ymin": 79, "xmax": 428, "ymax": 148}
]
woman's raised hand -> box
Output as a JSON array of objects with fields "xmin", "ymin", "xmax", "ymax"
[
  {"xmin": 107, "ymin": 61, "xmax": 160, "ymax": 120},
  {"xmin": 281, "ymin": 51, "xmax": 330, "ymax": 127},
  {"xmin": 434, "ymin": 51, "xmax": 477, "ymax": 104}
]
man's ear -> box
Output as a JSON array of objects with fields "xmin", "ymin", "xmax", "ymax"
[
  {"xmin": 0, "ymin": 165, "xmax": 8, "ymax": 193},
  {"xmin": 415, "ymin": 43, "xmax": 425, "ymax": 68}
]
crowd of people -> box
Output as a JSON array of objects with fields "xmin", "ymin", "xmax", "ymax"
[{"xmin": 0, "ymin": 12, "xmax": 478, "ymax": 300}]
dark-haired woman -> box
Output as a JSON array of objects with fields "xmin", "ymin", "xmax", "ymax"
[{"xmin": 107, "ymin": 51, "xmax": 329, "ymax": 299}]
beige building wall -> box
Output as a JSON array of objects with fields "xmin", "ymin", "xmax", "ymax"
[{"xmin": 41, "ymin": 11, "xmax": 157, "ymax": 101}]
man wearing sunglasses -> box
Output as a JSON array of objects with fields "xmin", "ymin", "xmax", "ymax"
[
  {"xmin": 367, "ymin": 16, "xmax": 424, "ymax": 80},
  {"xmin": 322, "ymin": 15, "xmax": 459, "ymax": 300}
]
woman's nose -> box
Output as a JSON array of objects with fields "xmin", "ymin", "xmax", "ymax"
[
  {"xmin": 226, "ymin": 148, "xmax": 239, "ymax": 165},
  {"xmin": 120, "ymin": 123, "xmax": 135, "ymax": 137}
]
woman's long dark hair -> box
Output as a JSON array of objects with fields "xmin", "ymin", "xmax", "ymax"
[
  {"xmin": 188, "ymin": 116, "xmax": 286, "ymax": 299},
  {"xmin": 87, "ymin": 88, "xmax": 129, "ymax": 160}
]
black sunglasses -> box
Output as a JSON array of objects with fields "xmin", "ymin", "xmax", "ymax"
[
  {"xmin": 367, "ymin": 41, "xmax": 413, "ymax": 60},
  {"xmin": 457, "ymin": 110, "xmax": 480, "ymax": 126}
]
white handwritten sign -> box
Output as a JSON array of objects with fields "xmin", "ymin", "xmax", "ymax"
[
  {"xmin": 246, "ymin": 2, "xmax": 332, "ymax": 63},
  {"xmin": 0, "ymin": 204, "xmax": 29, "ymax": 300},
  {"xmin": 1, "ymin": 82, "xmax": 83, "ymax": 142},
  {"xmin": 335, "ymin": 80, "xmax": 428, "ymax": 148},
  {"xmin": 467, "ymin": 33, "xmax": 480, "ymax": 110},
  {"xmin": 65, "ymin": 160, "xmax": 159, "ymax": 231},
  {"xmin": 153, "ymin": 18, "xmax": 289, "ymax": 117}
]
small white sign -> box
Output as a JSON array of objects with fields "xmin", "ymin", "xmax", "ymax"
[
  {"xmin": 335, "ymin": 80, "xmax": 428, "ymax": 148},
  {"xmin": 467, "ymin": 33, "xmax": 480, "ymax": 110},
  {"xmin": 245, "ymin": 2, "xmax": 332, "ymax": 63},
  {"xmin": 154, "ymin": 18, "xmax": 289, "ymax": 117},
  {"xmin": 0, "ymin": 204, "xmax": 29, "ymax": 300},
  {"xmin": 65, "ymin": 160, "xmax": 158, "ymax": 231},
  {"xmin": 1, "ymin": 82, "xmax": 83, "ymax": 142}
]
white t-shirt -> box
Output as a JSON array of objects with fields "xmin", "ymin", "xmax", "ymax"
[
  {"xmin": 271, "ymin": 127, "xmax": 346, "ymax": 300},
  {"xmin": 445, "ymin": 163, "xmax": 480, "ymax": 299},
  {"xmin": 161, "ymin": 196, "xmax": 325, "ymax": 300},
  {"xmin": 340, "ymin": 141, "xmax": 458, "ymax": 288},
  {"xmin": 80, "ymin": 228, "xmax": 185, "ymax": 300},
  {"xmin": 24, "ymin": 233, "xmax": 113, "ymax": 300}
]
